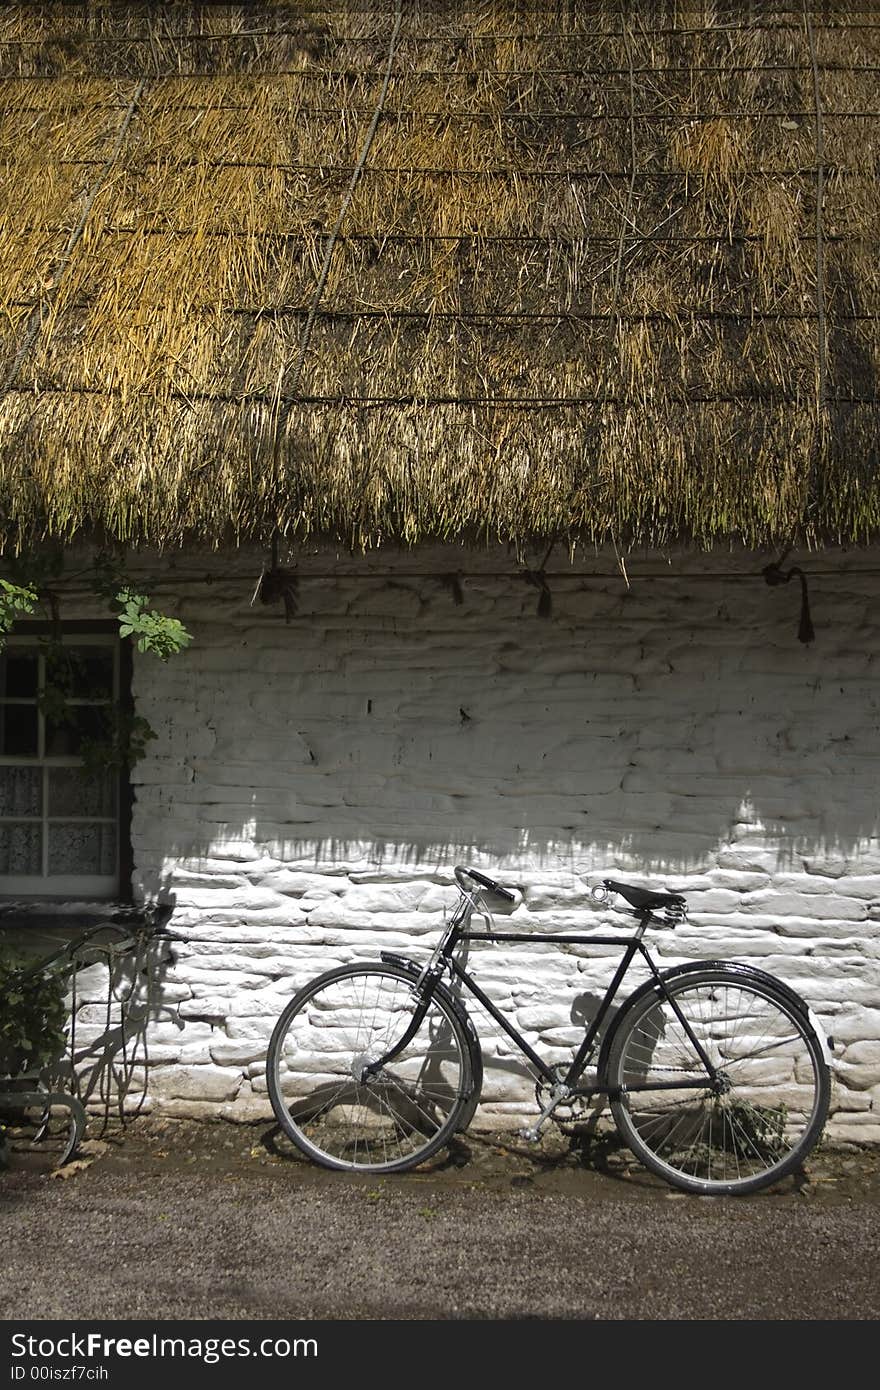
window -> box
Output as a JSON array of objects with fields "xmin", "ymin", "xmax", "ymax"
[{"xmin": 0, "ymin": 632, "xmax": 126, "ymax": 898}]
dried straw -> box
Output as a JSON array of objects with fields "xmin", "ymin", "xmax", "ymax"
[{"xmin": 0, "ymin": 1, "xmax": 877, "ymax": 553}]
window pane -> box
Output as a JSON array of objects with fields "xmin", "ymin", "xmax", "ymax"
[
  {"xmin": 49, "ymin": 767, "xmax": 117, "ymax": 817},
  {"xmin": 48, "ymin": 823, "xmax": 117, "ymax": 876},
  {"xmin": 0, "ymin": 767, "xmax": 42, "ymax": 816},
  {"xmin": 0, "ymin": 705, "xmax": 38, "ymax": 755},
  {"xmin": 0, "ymin": 822, "xmax": 42, "ymax": 873},
  {"xmin": 0, "ymin": 650, "xmax": 38, "ymax": 698},
  {"xmin": 45, "ymin": 706, "xmax": 111, "ymax": 756},
  {"xmin": 46, "ymin": 646, "xmax": 114, "ymax": 701}
]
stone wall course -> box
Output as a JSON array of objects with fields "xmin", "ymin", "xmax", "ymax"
[{"xmin": 12, "ymin": 542, "xmax": 878, "ymax": 1142}]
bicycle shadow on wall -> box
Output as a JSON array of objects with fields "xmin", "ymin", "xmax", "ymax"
[
  {"xmin": 547, "ymin": 988, "xmax": 628, "ymax": 1175},
  {"xmin": 66, "ymin": 924, "xmax": 176, "ymax": 1135},
  {"xmin": 0, "ymin": 903, "xmax": 177, "ymax": 1168}
]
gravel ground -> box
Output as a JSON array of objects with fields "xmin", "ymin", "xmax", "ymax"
[{"xmin": 2, "ymin": 1116, "xmax": 880, "ymax": 1321}]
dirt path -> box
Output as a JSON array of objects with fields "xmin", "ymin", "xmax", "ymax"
[{"xmin": 2, "ymin": 1117, "xmax": 880, "ymax": 1320}]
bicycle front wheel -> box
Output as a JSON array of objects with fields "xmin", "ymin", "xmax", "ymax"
[
  {"xmin": 266, "ymin": 963, "xmax": 475, "ymax": 1173},
  {"xmin": 606, "ymin": 968, "xmax": 830, "ymax": 1195}
]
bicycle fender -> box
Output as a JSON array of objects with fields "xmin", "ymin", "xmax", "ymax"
[
  {"xmin": 379, "ymin": 951, "xmax": 484, "ymax": 1109},
  {"xmin": 596, "ymin": 959, "xmax": 824, "ymax": 1085}
]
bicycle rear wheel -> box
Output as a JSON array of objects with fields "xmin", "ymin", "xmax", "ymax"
[
  {"xmin": 606, "ymin": 967, "xmax": 830, "ymax": 1195},
  {"xmin": 266, "ymin": 963, "xmax": 476, "ymax": 1173}
]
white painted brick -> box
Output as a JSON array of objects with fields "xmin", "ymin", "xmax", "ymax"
[
  {"xmin": 840, "ymin": 1041, "xmax": 880, "ymax": 1065},
  {"xmin": 225, "ymin": 1015, "xmax": 284, "ymax": 1040},
  {"xmin": 542, "ymin": 1028, "xmax": 591, "ymax": 1047},
  {"xmin": 261, "ymin": 870, "xmax": 348, "ymax": 897},
  {"xmin": 514, "ymin": 1006, "xmax": 572, "ymax": 1031},
  {"xmin": 154, "ymin": 1065, "xmax": 243, "ymax": 1101},
  {"xmin": 830, "ymin": 1092, "xmax": 874, "ymax": 1112},
  {"xmin": 226, "ymin": 989, "xmax": 302, "ymax": 1020},
  {"xmin": 177, "ymin": 997, "xmax": 231, "ymax": 1021},
  {"xmin": 826, "ymin": 1009, "xmax": 880, "ymax": 1045},
  {"xmin": 833, "ymin": 1064, "xmax": 880, "ymax": 1092},
  {"xmin": 209, "ymin": 1040, "xmax": 267, "ymax": 1066}
]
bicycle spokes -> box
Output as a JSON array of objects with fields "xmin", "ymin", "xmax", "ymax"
[{"xmin": 610, "ymin": 975, "xmax": 828, "ymax": 1191}]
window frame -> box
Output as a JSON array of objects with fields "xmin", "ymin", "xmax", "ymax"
[{"xmin": 0, "ymin": 622, "xmax": 133, "ymax": 901}]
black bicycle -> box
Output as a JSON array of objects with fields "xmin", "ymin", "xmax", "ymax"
[{"xmin": 266, "ymin": 867, "xmax": 831, "ymax": 1195}]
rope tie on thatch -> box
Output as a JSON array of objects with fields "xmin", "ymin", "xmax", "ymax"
[
  {"xmin": 0, "ymin": 79, "xmax": 145, "ymax": 398},
  {"xmin": 762, "ymin": 556, "xmax": 815, "ymax": 645},
  {"xmin": 439, "ymin": 574, "xmax": 464, "ymax": 606},
  {"xmin": 522, "ymin": 545, "xmax": 556, "ymax": 619},
  {"xmin": 523, "ymin": 570, "xmax": 553, "ymax": 620},
  {"xmin": 252, "ymin": 535, "xmax": 299, "ymax": 622}
]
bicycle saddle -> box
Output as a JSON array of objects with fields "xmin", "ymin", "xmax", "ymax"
[{"xmin": 602, "ymin": 879, "xmax": 686, "ymax": 912}]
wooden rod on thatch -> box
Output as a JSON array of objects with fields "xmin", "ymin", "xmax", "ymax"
[
  {"xmin": 8, "ymin": 68, "xmax": 880, "ymax": 101},
  {"xmin": 6, "ymin": 18, "xmax": 880, "ymax": 43},
  {"xmin": 261, "ymin": 0, "xmax": 403, "ymax": 584},
  {"xmin": 5, "ymin": 384, "xmax": 879, "ymax": 407},
  {"xmin": 608, "ymin": 15, "xmax": 637, "ymax": 339},
  {"xmin": 14, "ymin": 303, "xmax": 880, "ymax": 323},
  {"xmin": 222, "ymin": 309, "xmax": 880, "ymax": 323},
  {"xmin": 5, "ymin": 231, "xmax": 871, "ymax": 247},
  {"xmin": 30, "ymin": 159, "xmax": 870, "ymax": 178},
  {"xmin": 14, "ymin": 105, "xmax": 880, "ymax": 120},
  {"xmin": 8, "ymin": 24, "xmax": 880, "ymax": 46}
]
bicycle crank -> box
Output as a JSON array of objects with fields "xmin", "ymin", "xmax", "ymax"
[
  {"xmin": 534, "ymin": 1064, "xmax": 592, "ymax": 1122},
  {"xmin": 516, "ymin": 1068, "xmax": 583, "ymax": 1143}
]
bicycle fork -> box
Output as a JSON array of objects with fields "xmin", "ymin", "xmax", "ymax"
[{"xmin": 358, "ymin": 902, "xmax": 474, "ymax": 1082}]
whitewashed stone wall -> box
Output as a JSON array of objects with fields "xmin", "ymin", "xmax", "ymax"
[{"xmin": 39, "ymin": 545, "xmax": 880, "ymax": 1140}]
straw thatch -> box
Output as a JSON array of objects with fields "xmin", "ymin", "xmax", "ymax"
[{"xmin": 0, "ymin": 1, "xmax": 877, "ymax": 553}]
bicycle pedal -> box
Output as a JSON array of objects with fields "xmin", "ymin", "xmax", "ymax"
[{"xmin": 515, "ymin": 1127, "xmax": 542, "ymax": 1144}]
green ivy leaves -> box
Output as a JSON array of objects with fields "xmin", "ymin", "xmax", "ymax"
[
  {"xmin": 0, "ymin": 578, "xmax": 38, "ymax": 638},
  {"xmin": 114, "ymin": 588, "xmax": 192, "ymax": 660},
  {"xmin": 0, "ymin": 551, "xmax": 194, "ymax": 771},
  {"xmin": 0, "ymin": 950, "xmax": 68, "ymax": 1077}
]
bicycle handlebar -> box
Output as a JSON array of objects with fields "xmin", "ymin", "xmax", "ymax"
[{"xmin": 454, "ymin": 865, "xmax": 517, "ymax": 902}]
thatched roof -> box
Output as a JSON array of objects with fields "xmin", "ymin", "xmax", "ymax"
[{"xmin": 0, "ymin": 1, "xmax": 877, "ymax": 554}]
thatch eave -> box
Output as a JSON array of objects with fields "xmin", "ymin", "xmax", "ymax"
[{"xmin": 0, "ymin": 2, "xmax": 878, "ymax": 556}]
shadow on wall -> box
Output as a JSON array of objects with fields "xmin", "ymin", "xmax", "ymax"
[
  {"xmin": 130, "ymin": 562, "xmax": 880, "ymax": 886},
  {"xmin": 66, "ymin": 926, "xmax": 176, "ymax": 1123},
  {"xmin": 0, "ymin": 916, "xmax": 177, "ymax": 1130}
]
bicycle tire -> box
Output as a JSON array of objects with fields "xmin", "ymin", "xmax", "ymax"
[
  {"xmin": 605, "ymin": 966, "xmax": 830, "ymax": 1195},
  {"xmin": 266, "ymin": 962, "xmax": 477, "ymax": 1173}
]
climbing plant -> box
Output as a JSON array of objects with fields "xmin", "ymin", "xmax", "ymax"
[
  {"xmin": 0, "ymin": 947, "xmax": 68, "ymax": 1078},
  {"xmin": 0, "ymin": 548, "xmax": 192, "ymax": 772}
]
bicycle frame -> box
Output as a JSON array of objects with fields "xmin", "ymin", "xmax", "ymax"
[
  {"xmin": 267, "ymin": 870, "xmax": 830, "ymax": 1190},
  {"xmin": 366, "ymin": 886, "xmax": 719, "ymax": 1103}
]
